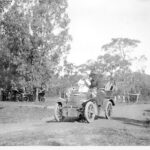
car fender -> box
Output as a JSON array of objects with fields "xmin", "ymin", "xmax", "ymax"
[
  {"xmin": 56, "ymin": 97, "xmax": 67, "ymax": 106},
  {"xmin": 82, "ymin": 98, "xmax": 97, "ymax": 105},
  {"xmin": 102, "ymin": 98, "xmax": 115, "ymax": 110}
]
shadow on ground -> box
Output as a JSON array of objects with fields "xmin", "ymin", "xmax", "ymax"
[
  {"xmin": 145, "ymin": 109, "xmax": 150, "ymax": 112},
  {"xmin": 113, "ymin": 117, "xmax": 150, "ymax": 128},
  {"xmin": 46, "ymin": 117, "xmax": 80, "ymax": 123}
]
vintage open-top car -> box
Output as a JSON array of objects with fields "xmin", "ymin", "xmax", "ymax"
[{"xmin": 54, "ymin": 85, "xmax": 116, "ymax": 123}]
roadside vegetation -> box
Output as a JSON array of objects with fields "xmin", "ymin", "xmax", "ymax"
[{"xmin": 0, "ymin": 0, "xmax": 150, "ymax": 104}]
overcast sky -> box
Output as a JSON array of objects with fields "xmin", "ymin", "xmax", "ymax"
[{"xmin": 67, "ymin": 0, "xmax": 150, "ymax": 74}]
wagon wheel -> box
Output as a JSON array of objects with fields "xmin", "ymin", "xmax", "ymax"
[
  {"xmin": 40, "ymin": 97, "xmax": 45, "ymax": 102},
  {"xmin": 23, "ymin": 96, "xmax": 29, "ymax": 102},
  {"xmin": 84, "ymin": 101, "xmax": 96, "ymax": 123},
  {"xmin": 105, "ymin": 101, "xmax": 113, "ymax": 119},
  {"xmin": 54, "ymin": 103, "xmax": 64, "ymax": 122}
]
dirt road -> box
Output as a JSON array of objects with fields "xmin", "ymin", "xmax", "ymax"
[{"xmin": 0, "ymin": 102, "xmax": 150, "ymax": 146}]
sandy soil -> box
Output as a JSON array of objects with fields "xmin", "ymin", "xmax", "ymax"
[{"xmin": 0, "ymin": 101, "xmax": 150, "ymax": 146}]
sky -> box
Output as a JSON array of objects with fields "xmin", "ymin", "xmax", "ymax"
[{"xmin": 67, "ymin": 0, "xmax": 150, "ymax": 74}]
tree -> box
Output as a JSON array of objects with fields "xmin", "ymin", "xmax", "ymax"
[
  {"xmin": 58, "ymin": 60, "xmax": 80, "ymax": 94},
  {"xmin": 101, "ymin": 38, "xmax": 141, "ymax": 96},
  {"xmin": 136, "ymin": 55, "xmax": 147, "ymax": 73},
  {"xmin": 0, "ymin": 0, "xmax": 71, "ymax": 101},
  {"xmin": 102, "ymin": 38, "xmax": 140, "ymax": 60}
]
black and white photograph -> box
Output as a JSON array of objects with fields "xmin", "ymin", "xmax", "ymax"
[{"xmin": 0, "ymin": 0, "xmax": 150, "ymax": 146}]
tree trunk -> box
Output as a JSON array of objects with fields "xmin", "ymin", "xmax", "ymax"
[
  {"xmin": 35, "ymin": 87, "xmax": 39, "ymax": 102},
  {"xmin": 136, "ymin": 94, "xmax": 140, "ymax": 103}
]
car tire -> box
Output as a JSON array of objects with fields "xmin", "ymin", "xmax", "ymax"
[
  {"xmin": 105, "ymin": 101, "xmax": 113, "ymax": 119},
  {"xmin": 84, "ymin": 101, "xmax": 96, "ymax": 123}
]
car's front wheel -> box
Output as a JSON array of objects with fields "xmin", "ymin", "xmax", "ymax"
[{"xmin": 84, "ymin": 101, "xmax": 96, "ymax": 123}]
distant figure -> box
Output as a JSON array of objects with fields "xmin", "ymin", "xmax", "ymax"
[{"xmin": 38, "ymin": 87, "xmax": 45, "ymax": 102}]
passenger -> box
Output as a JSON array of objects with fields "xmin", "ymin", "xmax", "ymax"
[
  {"xmin": 77, "ymin": 73, "xmax": 91, "ymax": 99},
  {"xmin": 105, "ymin": 79, "xmax": 116, "ymax": 91},
  {"xmin": 77, "ymin": 73, "xmax": 90, "ymax": 92},
  {"xmin": 78, "ymin": 78, "xmax": 90, "ymax": 93}
]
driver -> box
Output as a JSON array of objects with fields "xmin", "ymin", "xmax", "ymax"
[{"xmin": 89, "ymin": 72, "xmax": 105, "ymax": 108}]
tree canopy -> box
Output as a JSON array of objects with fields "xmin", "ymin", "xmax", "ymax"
[{"xmin": 0, "ymin": 0, "xmax": 71, "ymax": 100}]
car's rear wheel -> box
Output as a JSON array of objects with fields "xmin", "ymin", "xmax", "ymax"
[
  {"xmin": 105, "ymin": 101, "xmax": 113, "ymax": 119},
  {"xmin": 54, "ymin": 103, "xmax": 64, "ymax": 122},
  {"xmin": 84, "ymin": 101, "xmax": 96, "ymax": 123}
]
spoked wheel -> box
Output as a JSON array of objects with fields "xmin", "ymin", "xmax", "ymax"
[
  {"xmin": 23, "ymin": 96, "xmax": 29, "ymax": 102},
  {"xmin": 54, "ymin": 103, "xmax": 64, "ymax": 122},
  {"xmin": 105, "ymin": 101, "xmax": 113, "ymax": 119},
  {"xmin": 40, "ymin": 97, "xmax": 45, "ymax": 102},
  {"xmin": 84, "ymin": 101, "xmax": 96, "ymax": 123}
]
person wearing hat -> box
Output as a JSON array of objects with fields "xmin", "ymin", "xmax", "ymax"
[
  {"xmin": 78, "ymin": 73, "xmax": 91, "ymax": 93},
  {"xmin": 89, "ymin": 72, "xmax": 105, "ymax": 115}
]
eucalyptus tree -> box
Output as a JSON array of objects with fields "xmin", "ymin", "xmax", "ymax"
[
  {"xmin": 0, "ymin": 0, "xmax": 71, "ymax": 101},
  {"xmin": 101, "ymin": 38, "xmax": 144, "ymax": 98}
]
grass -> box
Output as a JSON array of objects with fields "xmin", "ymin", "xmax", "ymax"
[
  {"xmin": 0, "ymin": 98, "xmax": 150, "ymax": 145},
  {"xmin": 0, "ymin": 96, "xmax": 59, "ymax": 124},
  {"xmin": 1, "ymin": 126, "xmax": 149, "ymax": 146},
  {"xmin": 0, "ymin": 106, "xmax": 53, "ymax": 124},
  {"xmin": 0, "ymin": 98, "xmax": 56, "ymax": 124}
]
